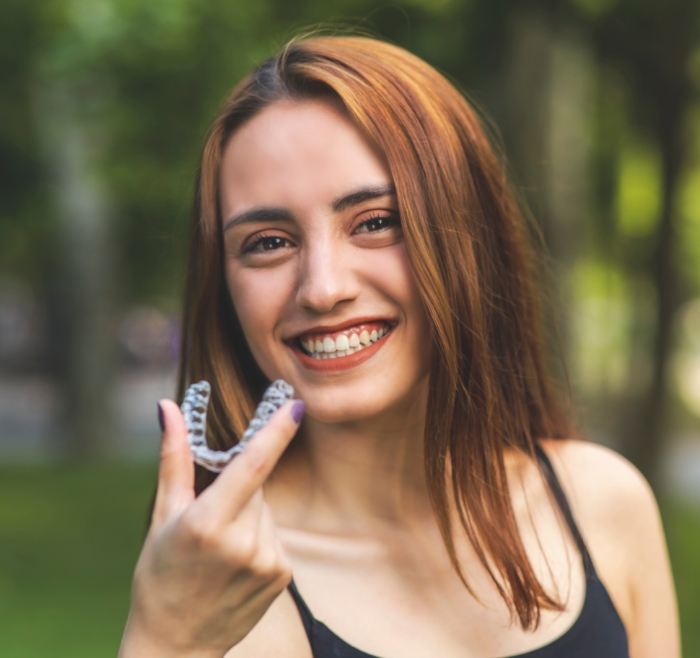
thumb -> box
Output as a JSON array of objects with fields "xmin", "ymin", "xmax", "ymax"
[{"xmin": 152, "ymin": 399, "xmax": 195, "ymax": 526}]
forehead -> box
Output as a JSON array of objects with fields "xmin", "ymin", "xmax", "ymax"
[{"xmin": 219, "ymin": 98, "xmax": 391, "ymax": 216}]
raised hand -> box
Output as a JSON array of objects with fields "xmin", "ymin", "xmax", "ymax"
[{"xmin": 118, "ymin": 390, "xmax": 305, "ymax": 658}]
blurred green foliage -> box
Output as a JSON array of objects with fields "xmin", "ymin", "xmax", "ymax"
[{"xmin": 0, "ymin": 462, "xmax": 154, "ymax": 656}]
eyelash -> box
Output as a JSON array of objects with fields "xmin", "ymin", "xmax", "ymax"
[{"xmin": 240, "ymin": 213, "xmax": 401, "ymax": 255}]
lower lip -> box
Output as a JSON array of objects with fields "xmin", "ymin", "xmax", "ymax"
[{"xmin": 289, "ymin": 327, "xmax": 395, "ymax": 373}]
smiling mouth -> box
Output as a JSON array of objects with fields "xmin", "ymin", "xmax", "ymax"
[{"xmin": 294, "ymin": 320, "xmax": 397, "ymax": 360}]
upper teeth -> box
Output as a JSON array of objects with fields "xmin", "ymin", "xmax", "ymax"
[{"xmin": 300, "ymin": 324, "xmax": 390, "ymax": 356}]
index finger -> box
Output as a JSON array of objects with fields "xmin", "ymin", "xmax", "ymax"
[{"xmin": 195, "ymin": 399, "xmax": 304, "ymax": 521}]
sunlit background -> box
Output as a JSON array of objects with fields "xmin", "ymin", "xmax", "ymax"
[{"xmin": 1, "ymin": 1, "xmax": 699, "ymax": 656}]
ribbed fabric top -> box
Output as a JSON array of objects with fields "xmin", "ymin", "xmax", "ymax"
[{"xmin": 287, "ymin": 443, "xmax": 630, "ymax": 657}]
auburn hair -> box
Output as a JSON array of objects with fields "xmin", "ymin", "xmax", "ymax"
[{"xmin": 178, "ymin": 34, "xmax": 577, "ymax": 630}]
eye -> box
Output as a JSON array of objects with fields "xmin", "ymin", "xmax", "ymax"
[
  {"xmin": 354, "ymin": 213, "xmax": 401, "ymax": 234},
  {"xmin": 241, "ymin": 233, "xmax": 292, "ymax": 255}
]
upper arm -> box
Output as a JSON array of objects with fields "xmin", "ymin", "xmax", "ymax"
[
  {"xmin": 541, "ymin": 439, "xmax": 681, "ymax": 658},
  {"xmin": 616, "ymin": 462, "xmax": 681, "ymax": 658}
]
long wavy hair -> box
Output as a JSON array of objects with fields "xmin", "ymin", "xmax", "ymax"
[{"xmin": 178, "ymin": 34, "xmax": 577, "ymax": 630}]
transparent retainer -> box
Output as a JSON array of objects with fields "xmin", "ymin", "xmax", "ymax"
[{"xmin": 180, "ymin": 379, "xmax": 295, "ymax": 473}]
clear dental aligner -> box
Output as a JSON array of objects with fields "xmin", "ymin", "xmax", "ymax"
[{"xmin": 180, "ymin": 379, "xmax": 295, "ymax": 473}]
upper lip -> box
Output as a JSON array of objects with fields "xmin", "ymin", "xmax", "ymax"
[{"xmin": 285, "ymin": 316, "xmax": 397, "ymax": 342}]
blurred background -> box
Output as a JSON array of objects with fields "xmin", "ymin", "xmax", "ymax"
[{"xmin": 1, "ymin": 0, "xmax": 699, "ymax": 655}]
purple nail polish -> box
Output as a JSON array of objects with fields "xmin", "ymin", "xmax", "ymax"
[
  {"xmin": 291, "ymin": 400, "xmax": 305, "ymax": 424},
  {"xmin": 157, "ymin": 402, "xmax": 165, "ymax": 432}
]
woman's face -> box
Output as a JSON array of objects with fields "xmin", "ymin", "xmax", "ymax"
[{"xmin": 219, "ymin": 97, "xmax": 432, "ymax": 423}]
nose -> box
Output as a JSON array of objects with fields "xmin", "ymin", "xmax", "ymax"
[{"xmin": 294, "ymin": 237, "xmax": 359, "ymax": 314}]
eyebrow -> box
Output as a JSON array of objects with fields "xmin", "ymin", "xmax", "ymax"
[
  {"xmin": 222, "ymin": 183, "xmax": 396, "ymax": 232},
  {"xmin": 332, "ymin": 183, "xmax": 396, "ymax": 212}
]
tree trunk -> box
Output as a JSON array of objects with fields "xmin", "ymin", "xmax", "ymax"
[
  {"xmin": 35, "ymin": 83, "xmax": 116, "ymax": 459},
  {"xmin": 503, "ymin": 8, "xmax": 593, "ymax": 420},
  {"xmin": 625, "ymin": 93, "xmax": 685, "ymax": 488}
]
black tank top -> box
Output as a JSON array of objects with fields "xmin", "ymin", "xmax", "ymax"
[{"xmin": 287, "ymin": 443, "xmax": 630, "ymax": 657}]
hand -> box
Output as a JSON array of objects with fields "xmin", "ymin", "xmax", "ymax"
[{"xmin": 119, "ymin": 396, "xmax": 304, "ymax": 657}]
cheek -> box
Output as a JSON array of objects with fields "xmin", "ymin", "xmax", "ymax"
[
  {"xmin": 378, "ymin": 247, "xmax": 426, "ymax": 321},
  {"xmin": 388, "ymin": 250, "xmax": 433, "ymax": 356},
  {"xmin": 225, "ymin": 266, "xmax": 288, "ymax": 341}
]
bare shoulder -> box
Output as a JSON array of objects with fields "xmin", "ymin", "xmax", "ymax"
[
  {"xmin": 538, "ymin": 438, "xmax": 681, "ymax": 658},
  {"xmin": 538, "ymin": 438, "xmax": 654, "ymax": 519},
  {"xmin": 538, "ymin": 438, "xmax": 662, "ymax": 571}
]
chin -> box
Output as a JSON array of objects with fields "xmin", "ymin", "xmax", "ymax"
[
  {"xmin": 305, "ymin": 395, "xmax": 379, "ymax": 423},
  {"xmin": 305, "ymin": 387, "xmax": 420, "ymax": 426}
]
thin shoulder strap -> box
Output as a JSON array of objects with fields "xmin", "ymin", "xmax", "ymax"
[
  {"xmin": 288, "ymin": 578, "xmax": 316, "ymax": 638},
  {"xmin": 534, "ymin": 443, "xmax": 596, "ymax": 576}
]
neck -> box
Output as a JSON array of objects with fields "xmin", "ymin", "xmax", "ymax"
[{"xmin": 267, "ymin": 377, "xmax": 435, "ymax": 534}]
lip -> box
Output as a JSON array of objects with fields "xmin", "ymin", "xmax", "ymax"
[
  {"xmin": 287, "ymin": 323, "xmax": 396, "ymax": 373},
  {"xmin": 284, "ymin": 316, "xmax": 397, "ymax": 343}
]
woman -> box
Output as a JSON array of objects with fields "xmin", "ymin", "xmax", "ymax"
[{"xmin": 119, "ymin": 35, "xmax": 680, "ymax": 657}]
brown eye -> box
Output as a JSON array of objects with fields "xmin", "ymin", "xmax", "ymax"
[
  {"xmin": 241, "ymin": 234, "xmax": 292, "ymax": 255},
  {"xmin": 355, "ymin": 214, "xmax": 401, "ymax": 234}
]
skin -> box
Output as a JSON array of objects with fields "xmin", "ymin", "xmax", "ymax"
[{"xmin": 120, "ymin": 98, "xmax": 680, "ymax": 657}]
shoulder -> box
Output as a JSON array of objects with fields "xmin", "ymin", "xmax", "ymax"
[
  {"xmin": 538, "ymin": 439, "xmax": 681, "ymax": 657},
  {"xmin": 538, "ymin": 438, "xmax": 661, "ymax": 568},
  {"xmin": 537, "ymin": 439, "xmax": 654, "ymax": 592},
  {"xmin": 538, "ymin": 438, "xmax": 654, "ymax": 520}
]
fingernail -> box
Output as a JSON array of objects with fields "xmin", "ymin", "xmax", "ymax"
[
  {"xmin": 291, "ymin": 400, "xmax": 305, "ymax": 424},
  {"xmin": 157, "ymin": 402, "xmax": 165, "ymax": 432}
]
